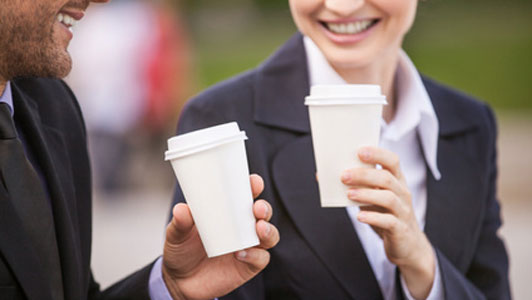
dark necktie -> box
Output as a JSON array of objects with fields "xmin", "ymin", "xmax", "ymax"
[{"xmin": 0, "ymin": 103, "xmax": 64, "ymax": 299}]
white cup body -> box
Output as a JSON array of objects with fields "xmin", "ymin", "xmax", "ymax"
[
  {"xmin": 166, "ymin": 123, "xmax": 259, "ymax": 257},
  {"xmin": 305, "ymin": 85, "xmax": 386, "ymax": 207}
]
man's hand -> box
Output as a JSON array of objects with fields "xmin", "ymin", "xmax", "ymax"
[{"xmin": 162, "ymin": 174, "xmax": 279, "ymax": 300}]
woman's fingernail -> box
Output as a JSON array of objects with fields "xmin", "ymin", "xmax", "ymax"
[
  {"xmin": 358, "ymin": 211, "xmax": 367, "ymax": 221},
  {"xmin": 236, "ymin": 250, "xmax": 248, "ymax": 261},
  {"xmin": 341, "ymin": 172, "xmax": 351, "ymax": 182},
  {"xmin": 360, "ymin": 149, "xmax": 371, "ymax": 160},
  {"xmin": 347, "ymin": 190, "xmax": 357, "ymax": 199}
]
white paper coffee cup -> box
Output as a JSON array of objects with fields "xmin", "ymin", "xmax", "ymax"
[
  {"xmin": 305, "ymin": 85, "xmax": 387, "ymax": 207},
  {"xmin": 165, "ymin": 122, "xmax": 259, "ymax": 257}
]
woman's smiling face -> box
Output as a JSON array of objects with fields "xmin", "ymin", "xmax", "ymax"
[{"xmin": 289, "ymin": 0, "xmax": 418, "ymax": 71}]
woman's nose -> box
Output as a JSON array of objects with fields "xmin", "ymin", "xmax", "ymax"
[{"xmin": 324, "ymin": 0, "xmax": 365, "ymax": 17}]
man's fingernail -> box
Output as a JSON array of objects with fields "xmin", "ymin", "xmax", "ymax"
[
  {"xmin": 236, "ymin": 250, "xmax": 248, "ymax": 261},
  {"xmin": 263, "ymin": 203, "xmax": 269, "ymax": 218},
  {"xmin": 264, "ymin": 224, "xmax": 272, "ymax": 236}
]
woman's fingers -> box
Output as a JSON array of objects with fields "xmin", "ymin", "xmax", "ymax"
[
  {"xmin": 358, "ymin": 146, "xmax": 404, "ymax": 180},
  {"xmin": 357, "ymin": 210, "xmax": 403, "ymax": 233},
  {"xmin": 341, "ymin": 167, "xmax": 406, "ymax": 197},
  {"xmin": 347, "ymin": 188, "xmax": 407, "ymax": 217}
]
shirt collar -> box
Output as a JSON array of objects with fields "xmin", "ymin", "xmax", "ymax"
[
  {"xmin": 303, "ymin": 36, "xmax": 441, "ymax": 180},
  {"xmin": 0, "ymin": 81, "xmax": 14, "ymax": 116}
]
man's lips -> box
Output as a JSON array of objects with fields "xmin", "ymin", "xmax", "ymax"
[
  {"xmin": 55, "ymin": 9, "xmax": 84, "ymax": 34},
  {"xmin": 59, "ymin": 9, "xmax": 85, "ymax": 21},
  {"xmin": 55, "ymin": 10, "xmax": 84, "ymax": 41}
]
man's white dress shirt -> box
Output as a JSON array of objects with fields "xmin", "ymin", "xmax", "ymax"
[{"xmin": 304, "ymin": 36, "xmax": 444, "ymax": 300}]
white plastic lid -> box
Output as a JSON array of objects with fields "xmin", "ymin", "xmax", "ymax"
[
  {"xmin": 165, "ymin": 122, "xmax": 247, "ymax": 161},
  {"xmin": 305, "ymin": 84, "xmax": 387, "ymax": 105}
]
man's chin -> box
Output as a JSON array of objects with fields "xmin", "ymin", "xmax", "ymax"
[
  {"xmin": 41, "ymin": 52, "xmax": 73, "ymax": 79},
  {"xmin": 10, "ymin": 55, "xmax": 72, "ymax": 80}
]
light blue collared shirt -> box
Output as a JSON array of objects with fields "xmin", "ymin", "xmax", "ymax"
[
  {"xmin": 0, "ymin": 81, "xmax": 14, "ymax": 114},
  {"xmin": 149, "ymin": 257, "xmax": 173, "ymax": 299}
]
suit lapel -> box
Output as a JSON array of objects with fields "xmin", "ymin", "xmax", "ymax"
[
  {"xmin": 0, "ymin": 187, "xmax": 54, "ymax": 300},
  {"xmin": 11, "ymin": 83, "xmax": 84, "ymax": 300},
  {"xmin": 272, "ymin": 135, "xmax": 383, "ymax": 300},
  {"xmin": 254, "ymin": 33, "xmax": 312, "ymax": 133},
  {"xmin": 256, "ymin": 33, "xmax": 383, "ymax": 299},
  {"xmin": 423, "ymin": 78, "xmax": 486, "ymax": 269}
]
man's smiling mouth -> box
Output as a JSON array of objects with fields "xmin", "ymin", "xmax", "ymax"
[{"xmin": 57, "ymin": 12, "xmax": 78, "ymax": 31}]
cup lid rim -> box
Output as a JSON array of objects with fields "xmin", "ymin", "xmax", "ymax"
[
  {"xmin": 165, "ymin": 131, "xmax": 247, "ymax": 161},
  {"xmin": 305, "ymin": 96, "xmax": 387, "ymax": 106},
  {"xmin": 309, "ymin": 84, "xmax": 384, "ymax": 98}
]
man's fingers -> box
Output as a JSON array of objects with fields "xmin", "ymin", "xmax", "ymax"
[
  {"xmin": 250, "ymin": 174, "xmax": 264, "ymax": 199},
  {"xmin": 234, "ymin": 248, "xmax": 271, "ymax": 274},
  {"xmin": 166, "ymin": 203, "xmax": 195, "ymax": 244},
  {"xmin": 253, "ymin": 199, "xmax": 272, "ymax": 221},
  {"xmin": 256, "ymin": 220, "xmax": 280, "ymax": 249}
]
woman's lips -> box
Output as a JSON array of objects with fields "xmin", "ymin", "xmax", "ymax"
[{"xmin": 320, "ymin": 19, "xmax": 380, "ymax": 45}]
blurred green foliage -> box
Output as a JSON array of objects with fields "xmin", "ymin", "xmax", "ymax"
[
  {"xmin": 184, "ymin": 1, "xmax": 532, "ymax": 111},
  {"xmin": 405, "ymin": 1, "xmax": 532, "ymax": 111}
]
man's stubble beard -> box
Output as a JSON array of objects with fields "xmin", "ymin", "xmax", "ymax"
[{"xmin": 0, "ymin": 3, "xmax": 72, "ymax": 81}]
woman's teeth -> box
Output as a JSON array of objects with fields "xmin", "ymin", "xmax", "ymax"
[
  {"xmin": 326, "ymin": 20, "xmax": 374, "ymax": 35},
  {"xmin": 57, "ymin": 13, "xmax": 78, "ymax": 29}
]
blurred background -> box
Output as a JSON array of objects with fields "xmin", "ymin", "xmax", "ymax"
[{"xmin": 65, "ymin": 0, "xmax": 532, "ymax": 298}]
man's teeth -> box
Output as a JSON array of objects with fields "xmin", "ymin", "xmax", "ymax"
[
  {"xmin": 326, "ymin": 20, "xmax": 374, "ymax": 35},
  {"xmin": 57, "ymin": 13, "xmax": 78, "ymax": 28}
]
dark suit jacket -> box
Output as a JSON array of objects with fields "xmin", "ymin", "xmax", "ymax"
[
  {"xmin": 172, "ymin": 33, "xmax": 511, "ymax": 299},
  {"xmin": 0, "ymin": 78, "xmax": 152, "ymax": 300}
]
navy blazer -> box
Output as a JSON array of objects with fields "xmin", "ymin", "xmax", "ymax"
[
  {"xmin": 172, "ymin": 33, "xmax": 511, "ymax": 300},
  {"xmin": 0, "ymin": 78, "xmax": 152, "ymax": 300}
]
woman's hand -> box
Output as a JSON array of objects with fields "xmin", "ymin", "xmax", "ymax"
[{"xmin": 341, "ymin": 146, "xmax": 435, "ymax": 299}]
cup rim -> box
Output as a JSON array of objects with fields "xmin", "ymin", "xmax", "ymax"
[
  {"xmin": 165, "ymin": 131, "xmax": 247, "ymax": 161},
  {"xmin": 305, "ymin": 95, "xmax": 387, "ymax": 106}
]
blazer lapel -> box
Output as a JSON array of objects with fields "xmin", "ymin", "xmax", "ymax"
[
  {"xmin": 0, "ymin": 187, "xmax": 55, "ymax": 300},
  {"xmin": 272, "ymin": 135, "xmax": 383, "ymax": 300},
  {"xmin": 423, "ymin": 78, "xmax": 486, "ymax": 270},
  {"xmin": 254, "ymin": 33, "xmax": 312, "ymax": 133},
  {"xmin": 11, "ymin": 83, "xmax": 84, "ymax": 300},
  {"xmin": 257, "ymin": 33, "xmax": 383, "ymax": 299}
]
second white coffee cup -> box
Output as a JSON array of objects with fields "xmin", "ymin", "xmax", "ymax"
[
  {"xmin": 165, "ymin": 122, "xmax": 259, "ymax": 257},
  {"xmin": 305, "ymin": 85, "xmax": 387, "ymax": 207}
]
